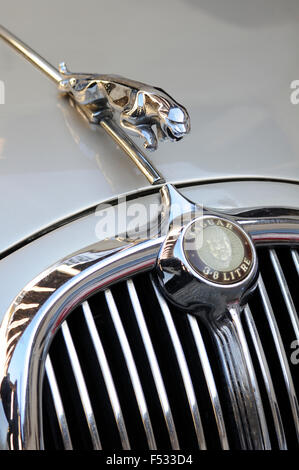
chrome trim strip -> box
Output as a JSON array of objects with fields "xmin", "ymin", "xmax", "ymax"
[
  {"xmin": 291, "ymin": 249, "xmax": 299, "ymax": 276},
  {"xmin": 210, "ymin": 322, "xmax": 247, "ymax": 448},
  {"xmin": 229, "ymin": 306, "xmax": 271, "ymax": 449},
  {"xmin": 239, "ymin": 216, "xmax": 299, "ymax": 245},
  {"xmin": 82, "ymin": 301, "xmax": 131, "ymax": 450},
  {"xmin": 105, "ymin": 289, "xmax": 157, "ymax": 450},
  {"xmin": 243, "ymin": 305, "xmax": 287, "ymax": 450},
  {"xmin": 0, "ymin": 24, "xmax": 61, "ymax": 83},
  {"xmin": 152, "ymin": 279, "xmax": 207, "ymax": 450},
  {"xmin": 61, "ymin": 321, "xmax": 102, "ymax": 449},
  {"xmin": 187, "ymin": 315, "xmax": 229, "ymax": 450},
  {"xmin": 126, "ymin": 279, "xmax": 180, "ymax": 450},
  {"xmin": 270, "ymin": 249, "xmax": 299, "ymax": 341},
  {"xmin": 45, "ymin": 356, "xmax": 73, "ymax": 450},
  {"xmin": 208, "ymin": 306, "xmax": 270, "ymax": 450},
  {"xmin": 258, "ymin": 275, "xmax": 299, "ymax": 442}
]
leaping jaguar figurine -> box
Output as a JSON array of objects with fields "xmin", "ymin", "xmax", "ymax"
[{"xmin": 58, "ymin": 62, "xmax": 191, "ymax": 151}]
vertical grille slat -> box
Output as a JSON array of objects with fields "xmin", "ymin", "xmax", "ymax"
[
  {"xmin": 291, "ymin": 249, "xmax": 299, "ymax": 276},
  {"xmin": 240, "ymin": 308, "xmax": 272, "ymax": 448},
  {"xmin": 257, "ymin": 275, "xmax": 299, "ymax": 443},
  {"xmin": 151, "ymin": 279, "xmax": 207, "ymax": 450},
  {"xmin": 43, "ymin": 244, "xmax": 299, "ymax": 450},
  {"xmin": 126, "ymin": 279, "xmax": 180, "ymax": 450},
  {"xmin": 211, "ymin": 324, "xmax": 248, "ymax": 448},
  {"xmin": 187, "ymin": 314, "xmax": 229, "ymax": 450},
  {"xmin": 243, "ymin": 305, "xmax": 287, "ymax": 450},
  {"xmin": 270, "ymin": 249, "xmax": 299, "ymax": 341},
  {"xmin": 104, "ymin": 289, "xmax": 157, "ymax": 450},
  {"xmin": 61, "ymin": 321, "xmax": 102, "ymax": 450},
  {"xmin": 229, "ymin": 306, "xmax": 271, "ymax": 449},
  {"xmin": 45, "ymin": 356, "xmax": 73, "ymax": 450},
  {"xmin": 81, "ymin": 301, "xmax": 131, "ymax": 450}
]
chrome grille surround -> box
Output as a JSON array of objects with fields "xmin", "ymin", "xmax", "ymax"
[{"xmin": 0, "ymin": 208, "xmax": 299, "ymax": 450}]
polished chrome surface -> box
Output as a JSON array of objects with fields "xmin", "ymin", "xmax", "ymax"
[
  {"xmin": 58, "ymin": 62, "xmax": 190, "ymax": 152},
  {"xmin": 0, "ymin": 24, "xmax": 61, "ymax": 83},
  {"xmin": 82, "ymin": 300, "xmax": 130, "ymax": 450},
  {"xmin": 104, "ymin": 288, "xmax": 157, "ymax": 450},
  {"xmin": 45, "ymin": 356, "xmax": 73, "ymax": 450},
  {"xmin": 157, "ymin": 184, "xmax": 258, "ymax": 314},
  {"xmin": 152, "ymin": 279, "xmax": 207, "ymax": 450},
  {"xmin": 99, "ymin": 118, "xmax": 163, "ymax": 185},
  {"xmin": 228, "ymin": 305, "xmax": 270, "ymax": 449},
  {"xmin": 239, "ymin": 212, "xmax": 299, "ymax": 245},
  {"xmin": 156, "ymin": 184, "xmax": 263, "ymax": 449},
  {"xmin": 208, "ymin": 305, "xmax": 270, "ymax": 449},
  {"xmin": 0, "ymin": 196, "xmax": 299, "ymax": 449},
  {"xmin": 187, "ymin": 314, "xmax": 229, "ymax": 450},
  {"xmin": 61, "ymin": 320, "xmax": 102, "ymax": 449},
  {"xmin": 126, "ymin": 279, "xmax": 179, "ymax": 450},
  {"xmin": 71, "ymin": 97, "xmax": 164, "ymax": 184},
  {"xmin": 270, "ymin": 249, "xmax": 299, "ymax": 341},
  {"xmin": 258, "ymin": 275, "xmax": 299, "ymax": 441},
  {"xmin": 292, "ymin": 249, "xmax": 299, "ymax": 276},
  {"xmin": 243, "ymin": 305, "xmax": 287, "ymax": 450},
  {"xmin": 0, "ymin": 236, "xmax": 162, "ymax": 449}
]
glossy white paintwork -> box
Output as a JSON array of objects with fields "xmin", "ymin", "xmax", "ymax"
[{"xmin": 0, "ymin": 0, "xmax": 299, "ymax": 255}]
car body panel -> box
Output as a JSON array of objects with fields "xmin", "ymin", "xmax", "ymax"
[{"xmin": 1, "ymin": 0, "xmax": 299, "ymax": 254}]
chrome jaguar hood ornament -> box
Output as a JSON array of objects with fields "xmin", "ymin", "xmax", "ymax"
[
  {"xmin": 58, "ymin": 62, "xmax": 190, "ymax": 152},
  {"xmin": 0, "ymin": 25, "xmax": 190, "ymax": 185}
]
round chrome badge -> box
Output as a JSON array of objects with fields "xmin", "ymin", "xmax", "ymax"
[{"xmin": 183, "ymin": 216, "xmax": 254, "ymax": 285}]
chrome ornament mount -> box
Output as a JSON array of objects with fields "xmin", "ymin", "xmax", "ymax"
[
  {"xmin": 0, "ymin": 25, "xmax": 191, "ymax": 185},
  {"xmin": 157, "ymin": 184, "xmax": 258, "ymax": 318}
]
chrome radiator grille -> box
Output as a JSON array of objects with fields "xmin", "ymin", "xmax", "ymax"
[{"xmin": 42, "ymin": 246, "xmax": 299, "ymax": 450}]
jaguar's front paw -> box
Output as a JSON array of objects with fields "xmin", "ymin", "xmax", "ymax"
[
  {"xmin": 144, "ymin": 140, "xmax": 157, "ymax": 152},
  {"xmin": 140, "ymin": 126, "xmax": 158, "ymax": 152}
]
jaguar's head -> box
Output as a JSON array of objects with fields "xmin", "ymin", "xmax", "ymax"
[{"xmin": 160, "ymin": 105, "xmax": 191, "ymax": 142}]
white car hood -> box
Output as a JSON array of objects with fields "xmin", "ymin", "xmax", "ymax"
[{"xmin": 1, "ymin": 0, "xmax": 299, "ymax": 254}]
